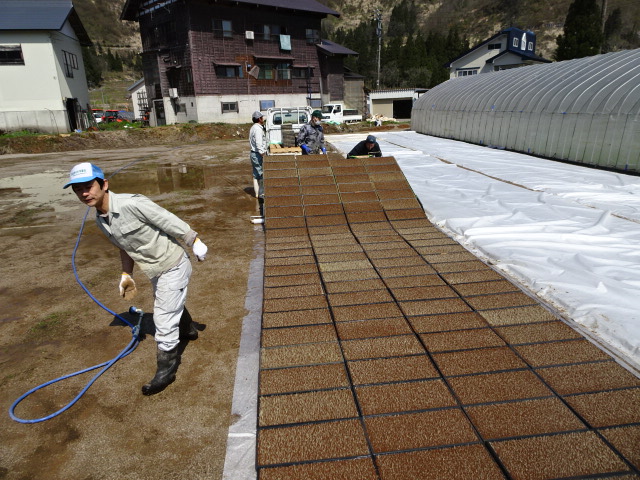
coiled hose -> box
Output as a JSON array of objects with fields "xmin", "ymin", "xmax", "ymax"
[{"xmin": 9, "ymin": 207, "xmax": 142, "ymax": 424}]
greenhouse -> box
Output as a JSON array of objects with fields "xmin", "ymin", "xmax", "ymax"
[{"xmin": 411, "ymin": 49, "xmax": 640, "ymax": 173}]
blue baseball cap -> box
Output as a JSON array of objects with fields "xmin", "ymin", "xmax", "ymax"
[
  {"xmin": 366, "ymin": 135, "xmax": 377, "ymax": 143},
  {"xmin": 63, "ymin": 162, "xmax": 105, "ymax": 189}
]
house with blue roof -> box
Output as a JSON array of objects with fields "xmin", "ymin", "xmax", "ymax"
[
  {"xmin": 0, "ymin": 0, "xmax": 92, "ymax": 134},
  {"xmin": 446, "ymin": 27, "xmax": 551, "ymax": 79}
]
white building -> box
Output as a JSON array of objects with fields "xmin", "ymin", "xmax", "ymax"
[
  {"xmin": 0, "ymin": 0, "xmax": 92, "ymax": 134},
  {"xmin": 446, "ymin": 27, "xmax": 551, "ymax": 79}
]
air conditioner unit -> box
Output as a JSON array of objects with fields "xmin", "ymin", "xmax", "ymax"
[
  {"xmin": 245, "ymin": 30, "xmax": 254, "ymax": 40},
  {"xmin": 169, "ymin": 88, "xmax": 178, "ymax": 98}
]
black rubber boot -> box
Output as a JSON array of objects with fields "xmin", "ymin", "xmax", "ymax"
[
  {"xmin": 179, "ymin": 307, "xmax": 198, "ymax": 341},
  {"xmin": 141, "ymin": 346, "xmax": 180, "ymax": 396}
]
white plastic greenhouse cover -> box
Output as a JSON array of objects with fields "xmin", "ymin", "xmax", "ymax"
[{"xmin": 411, "ymin": 49, "xmax": 640, "ymax": 173}]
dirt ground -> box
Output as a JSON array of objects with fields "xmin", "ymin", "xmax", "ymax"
[
  {"xmin": 0, "ymin": 122, "xmax": 409, "ymax": 480},
  {"xmin": 0, "ymin": 138, "xmax": 264, "ymax": 480}
]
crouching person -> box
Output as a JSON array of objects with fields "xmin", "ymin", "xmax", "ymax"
[{"xmin": 63, "ymin": 162, "xmax": 207, "ymax": 395}]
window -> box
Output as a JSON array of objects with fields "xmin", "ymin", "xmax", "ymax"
[
  {"xmin": 62, "ymin": 50, "xmax": 78, "ymax": 78},
  {"xmin": 213, "ymin": 19, "xmax": 233, "ymax": 38},
  {"xmin": 456, "ymin": 69, "xmax": 478, "ymax": 77},
  {"xmin": 276, "ymin": 63, "xmax": 291, "ymax": 80},
  {"xmin": 488, "ymin": 43, "xmax": 501, "ymax": 50},
  {"xmin": 292, "ymin": 67, "xmax": 311, "ymax": 79},
  {"xmin": 221, "ymin": 102, "xmax": 238, "ymax": 113},
  {"xmin": 257, "ymin": 63, "xmax": 274, "ymax": 79},
  {"xmin": 512, "ymin": 38, "xmax": 519, "ymax": 48},
  {"xmin": 254, "ymin": 24, "xmax": 283, "ymax": 41},
  {"xmin": 305, "ymin": 29, "xmax": 320, "ymax": 44},
  {"xmin": 0, "ymin": 44, "xmax": 24, "ymax": 65},
  {"xmin": 215, "ymin": 65, "xmax": 243, "ymax": 78},
  {"xmin": 260, "ymin": 100, "xmax": 275, "ymax": 110}
]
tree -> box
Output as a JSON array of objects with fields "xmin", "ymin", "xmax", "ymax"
[
  {"xmin": 603, "ymin": 7, "xmax": 622, "ymax": 52},
  {"xmin": 82, "ymin": 46, "xmax": 103, "ymax": 88},
  {"xmin": 555, "ymin": 0, "xmax": 604, "ymax": 61}
]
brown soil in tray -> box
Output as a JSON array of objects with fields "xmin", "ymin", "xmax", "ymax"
[
  {"xmin": 421, "ymin": 328, "xmax": 506, "ymax": 353},
  {"xmin": 494, "ymin": 321, "xmax": 583, "ymax": 344},
  {"xmin": 465, "ymin": 397, "xmax": 586, "ymax": 440},
  {"xmin": 479, "ymin": 305, "xmax": 558, "ymax": 326},
  {"xmin": 259, "ymin": 363, "xmax": 349, "ymax": 395},
  {"xmin": 260, "ymin": 342, "xmax": 343, "ymax": 369},
  {"xmin": 408, "ymin": 312, "xmax": 490, "ymax": 333},
  {"xmin": 599, "ymin": 425, "xmax": 640, "ymax": 469},
  {"xmin": 514, "ymin": 339, "xmax": 612, "ymax": 367},
  {"xmin": 332, "ymin": 302, "xmax": 404, "ymax": 322},
  {"xmin": 563, "ymin": 388, "xmax": 640, "ymax": 427},
  {"xmin": 262, "ymin": 294, "xmax": 329, "ymax": 313},
  {"xmin": 355, "ymin": 379, "xmax": 455, "ymax": 415},
  {"xmin": 454, "ymin": 280, "xmax": 520, "ymax": 296},
  {"xmin": 323, "ymin": 278, "xmax": 387, "ymax": 293},
  {"xmin": 347, "ymin": 354, "xmax": 439, "ymax": 384},
  {"xmin": 341, "ymin": 335, "xmax": 425, "ymax": 360},
  {"xmin": 257, "ymin": 419, "xmax": 369, "ymax": 465},
  {"xmin": 301, "ymin": 184, "xmax": 338, "ymax": 195},
  {"xmin": 263, "ymin": 283, "xmax": 324, "ymax": 299},
  {"xmin": 398, "ymin": 298, "xmax": 472, "ymax": 316},
  {"xmin": 464, "ymin": 291, "xmax": 539, "ymax": 310},
  {"xmin": 261, "ymin": 324, "xmax": 337, "ymax": 347},
  {"xmin": 299, "ymin": 175, "xmax": 335, "ymax": 185},
  {"xmin": 263, "ymin": 272, "xmax": 322, "ymax": 287},
  {"xmin": 391, "ymin": 285, "xmax": 459, "ymax": 301},
  {"xmin": 490, "ymin": 431, "xmax": 629, "ymax": 480},
  {"xmin": 375, "ymin": 444, "xmax": 505, "ymax": 480},
  {"xmin": 328, "ymin": 289, "xmax": 394, "ymax": 306},
  {"xmin": 338, "ymin": 182, "xmax": 376, "ymax": 193},
  {"xmin": 259, "ymin": 388, "xmax": 358, "ymax": 426},
  {"xmin": 433, "ymin": 346, "xmax": 527, "ymax": 376},
  {"xmin": 536, "ymin": 361, "xmax": 640, "ymax": 395},
  {"xmin": 364, "ymin": 409, "xmax": 478, "ymax": 453},
  {"xmin": 335, "ymin": 317, "xmax": 413, "ymax": 340},
  {"xmin": 259, "ymin": 457, "xmax": 378, "ymax": 480},
  {"xmin": 306, "ymin": 214, "xmax": 348, "ymax": 227},
  {"xmin": 262, "ymin": 308, "xmax": 332, "ymax": 328},
  {"xmin": 447, "ymin": 370, "xmax": 552, "ymax": 405}
]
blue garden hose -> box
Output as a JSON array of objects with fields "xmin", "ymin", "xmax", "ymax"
[{"xmin": 9, "ymin": 207, "xmax": 142, "ymax": 424}]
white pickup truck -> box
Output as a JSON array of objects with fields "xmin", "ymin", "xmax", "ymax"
[
  {"xmin": 264, "ymin": 106, "xmax": 311, "ymax": 154},
  {"xmin": 321, "ymin": 103, "xmax": 363, "ymax": 124}
]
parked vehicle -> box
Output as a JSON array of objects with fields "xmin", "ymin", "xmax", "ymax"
[
  {"xmin": 321, "ymin": 103, "xmax": 362, "ymax": 123},
  {"xmin": 264, "ymin": 106, "xmax": 312, "ymax": 154},
  {"xmin": 91, "ymin": 109, "xmax": 104, "ymax": 124},
  {"xmin": 102, "ymin": 110, "xmax": 120, "ymax": 122}
]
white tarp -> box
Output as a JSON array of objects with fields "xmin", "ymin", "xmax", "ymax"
[{"xmin": 328, "ymin": 131, "xmax": 640, "ymax": 374}]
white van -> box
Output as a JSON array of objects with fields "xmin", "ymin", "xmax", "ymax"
[{"xmin": 264, "ymin": 106, "xmax": 312, "ymax": 153}]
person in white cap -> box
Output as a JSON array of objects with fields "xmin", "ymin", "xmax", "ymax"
[
  {"xmin": 63, "ymin": 162, "xmax": 208, "ymax": 395},
  {"xmin": 249, "ymin": 110, "xmax": 266, "ymax": 197}
]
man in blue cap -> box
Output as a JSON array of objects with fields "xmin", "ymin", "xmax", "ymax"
[
  {"xmin": 347, "ymin": 134, "xmax": 382, "ymax": 158},
  {"xmin": 63, "ymin": 162, "xmax": 208, "ymax": 395}
]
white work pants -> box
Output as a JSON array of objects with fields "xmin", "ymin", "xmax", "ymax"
[{"xmin": 150, "ymin": 253, "xmax": 192, "ymax": 351}]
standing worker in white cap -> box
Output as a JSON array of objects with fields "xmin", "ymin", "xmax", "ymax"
[
  {"xmin": 249, "ymin": 110, "xmax": 266, "ymax": 197},
  {"xmin": 297, "ymin": 110, "xmax": 326, "ymax": 155},
  {"xmin": 347, "ymin": 134, "xmax": 382, "ymax": 158},
  {"xmin": 63, "ymin": 162, "xmax": 208, "ymax": 395}
]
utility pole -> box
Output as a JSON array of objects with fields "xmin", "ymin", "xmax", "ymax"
[{"xmin": 374, "ymin": 9, "xmax": 382, "ymax": 89}]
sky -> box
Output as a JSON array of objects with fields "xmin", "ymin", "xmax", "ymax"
[{"xmin": 327, "ymin": 130, "xmax": 640, "ymax": 374}]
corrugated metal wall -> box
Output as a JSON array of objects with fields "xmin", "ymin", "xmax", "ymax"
[{"xmin": 411, "ymin": 49, "xmax": 640, "ymax": 173}]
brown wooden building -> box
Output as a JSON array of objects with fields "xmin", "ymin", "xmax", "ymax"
[{"xmin": 120, "ymin": 0, "xmax": 360, "ymax": 125}]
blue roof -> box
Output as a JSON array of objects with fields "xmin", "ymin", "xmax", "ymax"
[{"xmin": 0, "ymin": 0, "xmax": 91, "ymax": 44}]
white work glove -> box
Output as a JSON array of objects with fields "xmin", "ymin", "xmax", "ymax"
[
  {"xmin": 192, "ymin": 238, "xmax": 207, "ymax": 261},
  {"xmin": 119, "ymin": 273, "xmax": 137, "ymax": 300}
]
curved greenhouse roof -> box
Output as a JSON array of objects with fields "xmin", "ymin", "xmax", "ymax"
[{"xmin": 412, "ymin": 49, "xmax": 640, "ymax": 173}]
